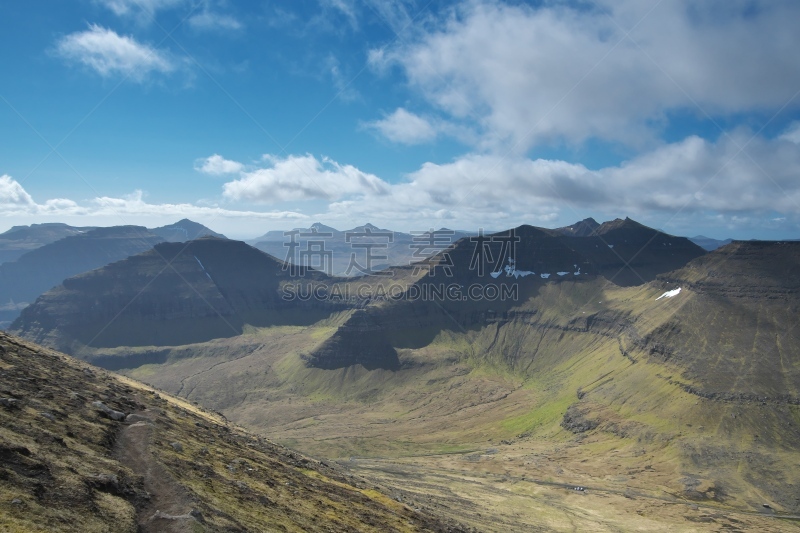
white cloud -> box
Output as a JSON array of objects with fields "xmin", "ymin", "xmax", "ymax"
[
  {"xmin": 55, "ymin": 24, "xmax": 174, "ymax": 81},
  {"xmin": 780, "ymin": 122, "xmax": 800, "ymax": 144},
  {"xmin": 222, "ymin": 154, "xmax": 389, "ymax": 203},
  {"xmin": 189, "ymin": 10, "xmax": 243, "ymax": 31},
  {"xmin": 0, "ymin": 176, "xmax": 306, "ymax": 221},
  {"xmin": 96, "ymin": 0, "xmax": 185, "ymax": 17},
  {"xmin": 195, "ymin": 154, "xmax": 244, "ymax": 176},
  {"xmin": 0, "ymin": 175, "xmax": 36, "ymax": 208},
  {"xmin": 372, "ymin": 1, "xmax": 800, "ymax": 151},
  {"xmin": 367, "ymin": 108, "xmax": 437, "ymax": 145}
]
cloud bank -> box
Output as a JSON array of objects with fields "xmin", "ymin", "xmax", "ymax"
[{"xmin": 370, "ymin": 1, "xmax": 800, "ymax": 151}]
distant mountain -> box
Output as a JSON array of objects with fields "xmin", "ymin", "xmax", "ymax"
[
  {"xmin": 0, "ymin": 222, "xmax": 96, "ymax": 264},
  {"xmin": 0, "ymin": 226, "xmax": 164, "ymax": 326},
  {"xmin": 150, "ymin": 218, "xmax": 226, "ymax": 242},
  {"xmin": 552, "ymin": 217, "xmax": 600, "ymax": 237},
  {"xmin": 689, "ymin": 235, "xmax": 734, "ymax": 251},
  {"xmin": 11, "ymin": 238, "xmax": 341, "ymax": 352},
  {"xmin": 250, "ymin": 222, "xmax": 469, "ymax": 277},
  {"xmin": 0, "ymin": 220, "xmax": 226, "ymax": 327}
]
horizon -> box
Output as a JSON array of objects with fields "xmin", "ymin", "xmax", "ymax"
[
  {"xmin": 0, "ymin": 215, "xmax": 775, "ymax": 243},
  {"xmin": 2, "ymin": 1, "xmax": 800, "ymax": 241}
]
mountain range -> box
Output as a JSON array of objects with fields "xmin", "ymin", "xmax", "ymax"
[
  {"xmin": 11, "ymin": 218, "xmax": 705, "ymax": 360},
  {"xmin": 4, "ymin": 216, "xmax": 800, "ymax": 530},
  {"xmin": 249, "ymin": 222, "xmax": 474, "ymax": 277},
  {"xmin": 0, "ymin": 219, "xmax": 223, "ymax": 327}
]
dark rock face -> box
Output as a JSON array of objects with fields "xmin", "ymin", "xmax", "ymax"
[
  {"xmin": 558, "ymin": 218, "xmax": 707, "ymax": 287},
  {"xmin": 561, "ymin": 403, "xmax": 600, "ymax": 433},
  {"xmin": 420, "ymin": 219, "xmax": 705, "ymax": 288},
  {"xmin": 305, "ymin": 310, "xmax": 400, "ymax": 371}
]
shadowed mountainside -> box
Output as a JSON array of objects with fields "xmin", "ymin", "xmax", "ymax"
[{"xmin": 11, "ymin": 238, "xmax": 343, "ymax": 352}]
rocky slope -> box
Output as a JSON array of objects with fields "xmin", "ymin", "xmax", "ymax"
[{"xmin": 0, "ymin": 331, "xmax": 464, "ymax": 532}]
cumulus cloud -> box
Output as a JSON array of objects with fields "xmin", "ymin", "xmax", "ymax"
[
  {"xmin": 371, "ymin": 1, "xmax": 800, "ymax": 151},
  {"xmin": 222, "ymin": 154, "xmax": 389, "ymax": 203},
  {"xmin": 55, "ymin": 24, "xmax": 174, "ymax": 81},
  {"xmin": 367, "ymin": 108, "xmax": 438, "ymax": 145},
  {"xmin": 195, "ymin": 154, "xmax": 244, "ymax": 176}
]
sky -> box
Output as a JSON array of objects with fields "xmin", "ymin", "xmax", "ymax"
[{"xmin": 1, "ymin": 0, "xmax": 800, "ymax": 240}]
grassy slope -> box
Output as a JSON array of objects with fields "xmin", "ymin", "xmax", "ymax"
[{"xmin": 0, "ymin": 331, "xmax": 463, "ymax": 532}]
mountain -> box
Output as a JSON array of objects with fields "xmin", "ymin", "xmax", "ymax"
[
  {"xmin": 558, "ymin": 217, "xmax": 707, "ymax": 286},
  {"xmin": 0, "ymin": 331, "xmax": 461, "ymax": 532},
  {"xmin": 150, "ymin": 218, "xmax": 226, "ymax": 242},
  {"xmin": 0, "ymin": 222, "xmax": 96, "ymax": 264},
  {"xmin": 68, "ymin": 240, "xmax": 800, "ymax": 531},
  {"xmin": 10, "ymin": 238, "xmax": 341, "ymax": 353},
  {"xmin": 9, "ymin": 223, "xmax": 800, "ymax": 529},
  {"xmin": 553, "ymin": 217, "xmax": 600, "ymax": 237},
  {"xmin": 0, "ymin": 226, "xmax": 164, "ymax": 326},
  {"xmin": 690, "ymin": 235, "xmax": 735, "ymax": 251},
  {"xmin": 250, "ymin": 222, "xmax": 467, "ymax": 277},
  {"xmin": 11, "ymin": 218, "xmax": 705, "ymax": 363}
]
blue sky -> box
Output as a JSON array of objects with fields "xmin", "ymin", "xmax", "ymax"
[{"xmin": 1, "ymin": 0, "xmax": 800, "ymax": 239}]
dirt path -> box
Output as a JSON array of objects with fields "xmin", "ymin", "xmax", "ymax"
[{"xmin": 114, "ymin": 410, "xmax": 201, "ymax": 533}]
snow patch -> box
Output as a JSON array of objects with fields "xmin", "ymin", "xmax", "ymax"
[
  {"xmin": 557, "ymin": 272, "xmax": 568, "ymax": 276},
  {"xmin": 540, "ymin": 273, "xmax": 551, "ymax": 279},
  {"xmin": 194, "ymin": 256, "xmax": 212, "ymax": 281},
  {"xmin": 656, "ymin": 287, "xmax": 682, "ymax": 300},
  {"xmin": 492, "ymin": 258, "xmax": 533, "ymax": 279},
  {"xmin": 608, "ymin": 244, "xmax": 614, "ymax": 249}
]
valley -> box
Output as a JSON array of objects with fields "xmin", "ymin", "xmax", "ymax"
[{"xmin": 5, "ymin": 219, "xmax": 800, "ymax": 531}]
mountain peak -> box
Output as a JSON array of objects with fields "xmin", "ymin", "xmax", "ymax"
[
  {"xmin": 590, "ymin": 217, "xmax": 649, "ymax": 236},
  {"xmin": 553, "ymin": 217, "xmax": 600, "ymax": 237},
  {"xmin": 150, "ymin": 219, "xmax": 226, "ymax": 242}
]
